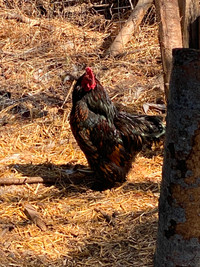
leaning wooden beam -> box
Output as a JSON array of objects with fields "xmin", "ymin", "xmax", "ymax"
[
  {"xmin": 155, "ymin": 0, "xmax": 183, "ymax": 101},
  {"xmin": 106, "ymin": 0, "xmax": 153, "ymax": 57}
]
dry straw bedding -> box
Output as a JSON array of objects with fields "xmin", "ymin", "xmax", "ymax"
[{"xmin": 0, "ymin": 4, "xmax": 164, "ymax": 267}]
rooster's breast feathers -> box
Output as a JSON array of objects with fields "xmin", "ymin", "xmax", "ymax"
[{"xmin": 70, "ymin": 96, "xmax": 127, "ymax": 164}]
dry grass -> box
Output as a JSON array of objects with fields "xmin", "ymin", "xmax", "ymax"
[{"xmin": 0, "ymin": 2, "xmax": 164, "ymax": 266}]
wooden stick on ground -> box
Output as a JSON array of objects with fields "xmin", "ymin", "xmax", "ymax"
[{"xmin": 0, "ymin": 176, "xmax": 53, "ymax": 185}]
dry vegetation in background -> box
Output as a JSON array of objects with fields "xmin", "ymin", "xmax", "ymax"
[{"xmin": 0, "ymin": 1, "xmax": 164, "ymax": 266}]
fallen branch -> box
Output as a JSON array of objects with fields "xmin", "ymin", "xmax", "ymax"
[
  {"xmin": 106, "ymin": 0, "xmax": 153, "ymax": 57},
  {"xmin": 0, "ymin": 176, "xmax": 54, "ymax": 185},
  {"xmin": 0, "ymin": 168, "xmax": 93, "ymax": 186}
]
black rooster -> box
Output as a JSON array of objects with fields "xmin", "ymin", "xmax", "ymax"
[{"xmin": 70, "ymin": 67, "xmax": 165, "ymax": 189}]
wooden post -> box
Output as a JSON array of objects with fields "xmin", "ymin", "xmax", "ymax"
[
  {"xmin": 179, "ymin": 0, "xmax": 200, "ymax": 49},
  {"xmin": 155, "ymin": 0, "xmax": 183, "ymax": 101},
  {"xmin": 155, "ymin": 48, "xmax": 200, "ymax": 266}
]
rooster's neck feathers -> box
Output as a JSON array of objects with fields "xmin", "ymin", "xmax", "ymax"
[{"xmin": 72, "ymin": 68, "xmax": 117, "ymax": 121}]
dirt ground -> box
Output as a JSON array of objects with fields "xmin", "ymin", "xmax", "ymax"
[{"xmin": 0, "ymin": 2, "xmax": 165, "ymax": 266}]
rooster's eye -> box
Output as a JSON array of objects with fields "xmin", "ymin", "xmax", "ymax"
[{"xmin": 76, "ymin": 85, "xmax": 82, "ymax": 91}]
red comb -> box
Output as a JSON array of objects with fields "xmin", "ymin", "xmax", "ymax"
[
  {"xmin": 84, "ymin": 67, "xmax": 96, "ymax": 90},
  {"xmin": 86, "ymin": 67, "xmax": 93, "ymax": 74}
]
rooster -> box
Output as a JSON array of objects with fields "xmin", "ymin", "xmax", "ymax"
[{"xmin": 70, "ymin": 67, "xmax": 165, "ymax": 189}]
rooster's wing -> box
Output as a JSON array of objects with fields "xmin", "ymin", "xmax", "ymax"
[{"xmin": 70, "ymin": 100, "xmax": 130, "ymax": 181}]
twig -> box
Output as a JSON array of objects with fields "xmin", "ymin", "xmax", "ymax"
[
  {"xmin": 94, "ymin": 208, "xmax": 115, "ymax": 226},
  {"xmin": 61, "ymin": 80, "xmax": 76, "ymax": 108},
  {"xmin": 129, "ymin": 0, "xmax": 134, "ymax": 10}
]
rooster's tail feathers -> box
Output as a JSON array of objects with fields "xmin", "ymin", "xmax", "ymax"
[{"xmin": 117, "ymin": 112, "xmax": 165, "ymax": 141}]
